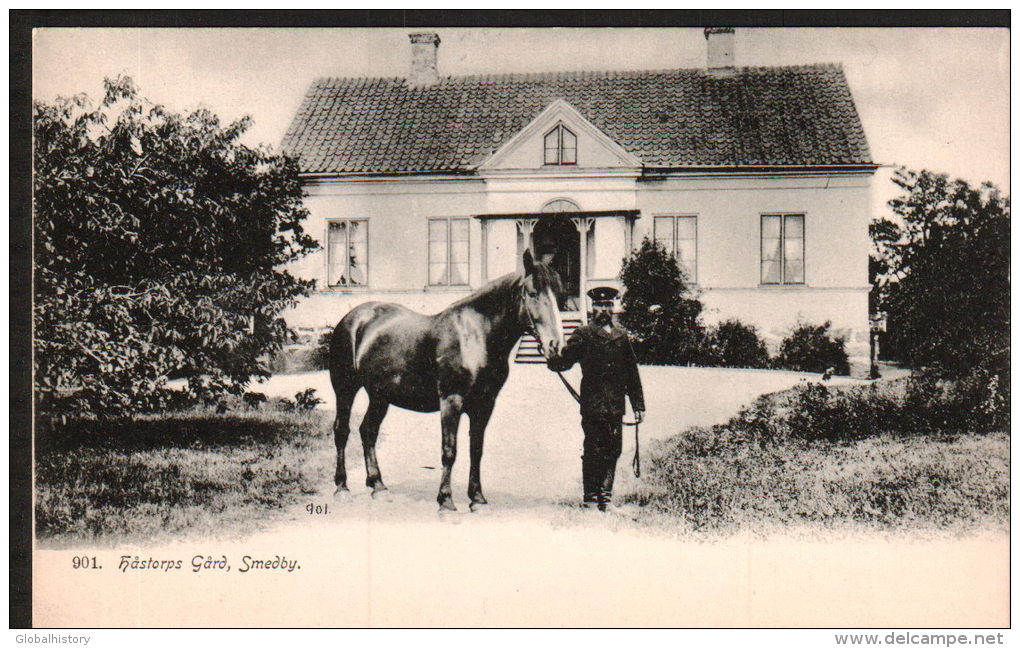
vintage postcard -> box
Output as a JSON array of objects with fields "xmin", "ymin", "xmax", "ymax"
[{"xmin": 26, "ymin": 21, "xmax": 1009, "ymax": 630}]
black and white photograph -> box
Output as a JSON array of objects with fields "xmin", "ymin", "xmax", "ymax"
[{"xmin": 19, "ymin": 14, "xmax": 1009, "ymax": 631}]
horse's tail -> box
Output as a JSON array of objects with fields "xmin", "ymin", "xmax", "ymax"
[
  {"xmin": 330, "ymin": 302, "xmax": 385, "ymax": 394},
  {"xmin": 329, "ymin": 310, "xmax": 361, "ymax": 397},
  {"xmin": 328, "ymin": 307, "xmax": 373, "ymax": 494}
]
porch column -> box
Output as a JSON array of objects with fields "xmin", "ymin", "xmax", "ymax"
[
  {"xmin": 515, "ymin": 218, "xmax": 538, "ymax": 271},
  {"xmin": 480, "ymin": 218, "xmax": 488, "ymax": 282},
  {"xmin": 571, "ymin": 216, "xmax": 596, "ymax": 322},
  {"xmin": 624, "ymin": 214, "xmax": 635, "ymax": 256}
]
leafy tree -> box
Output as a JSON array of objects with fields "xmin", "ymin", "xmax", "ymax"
[
  {"xmin": 872, "ymin": 168, "xmax": 1009, "ymax": 376},
  {"xmin": 34, "ymin": 77, "xmax": 317, "ymax": 417},
  {"xmin": 619, "ymin": 238, "xmax": 706, "ymax": 364}
]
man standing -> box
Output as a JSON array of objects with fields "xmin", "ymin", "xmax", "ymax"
[{"xmin": 548, "ymin": 287, "xmax": 645, "ymax": 511}]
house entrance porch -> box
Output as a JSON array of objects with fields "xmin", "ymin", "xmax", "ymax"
[
  {"xmin": 476, "ymin": 209, "xmax": 639, "ymax": 320},
  {"xmin": 533, "ymin": 215, "xmax": 581, "ymax": 310}
]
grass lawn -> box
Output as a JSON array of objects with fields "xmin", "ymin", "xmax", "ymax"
[
  {"xmin": 35, "ymin": 371, "xmax": 1008, "ymax": 544},
  {"xmin": 628, "ymin": 381, "xmax": 1010, "ymax": 534},
  {"xmin": 35, "ymin": 408, "xmax": 337, "ymax": 546},
  {"xmin": 631, "ymin": 431, "xmax": 1009, "ymax": 533}
]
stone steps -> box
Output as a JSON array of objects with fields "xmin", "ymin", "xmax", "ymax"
[{"xmin": 514, "ymin": 316, "xmax": 583, "ymax": 364}]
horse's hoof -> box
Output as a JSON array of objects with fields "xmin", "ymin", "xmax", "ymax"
[
  {"xmin": 469, "ymin": 501, "xmax": 489, "ymax": 513},
  {"xmin": 371, "ymin": 488, "xmax": 392, "ymax": 502},
  {"xmin": 333, "ymin": 487, "xmax": 352, "ymax": 501},
  {"xmin": 437, "ymin": 508, "xmax": 462, "ymax": 523},
  {"xmin": 437, "ymin": 499, "xmax": 457, "ymax": 513}
]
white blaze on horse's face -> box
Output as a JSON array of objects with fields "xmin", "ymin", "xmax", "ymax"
[
  {"xmin": 521, "ymin": 249, "xmax": 563, "ymax": 357},
  {"xmin": 523, "ymin": 281, "xmax": 563, "ymax": 358}
]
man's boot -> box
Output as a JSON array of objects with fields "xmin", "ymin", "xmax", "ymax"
[{"xmin": 596, "ymin": 456, "xmax": 619, "ymax": 512}]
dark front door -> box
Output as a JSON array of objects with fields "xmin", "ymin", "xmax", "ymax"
[{"xmin": 533, "ymin": 215, "xmax": 580, "ymax": 311}]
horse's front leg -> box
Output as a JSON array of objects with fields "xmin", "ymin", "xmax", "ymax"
[
  {"xmin": 467, "ymin": 397, "xmax": 496, "ymax": 512},
  {"xmin": 437, "ymin": 393, "xmax": 464, "ymax": 511}
]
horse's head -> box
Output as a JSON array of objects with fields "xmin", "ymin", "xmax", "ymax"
[{"xmin": 519, "ymin": 249, "xmax": 564, "ymax": 358}]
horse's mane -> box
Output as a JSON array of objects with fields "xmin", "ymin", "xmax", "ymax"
[
  {"xmin": 528, "ymin": 261, "xmax": 564, "ymax": 297},
  {"xmin": 446, "ymin": 262, "xmax": 562, "ymax": 316}
]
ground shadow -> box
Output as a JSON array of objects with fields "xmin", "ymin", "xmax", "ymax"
[{"xmin": 35, "ymin": 410, "xmax": 327, "ymax": 454}]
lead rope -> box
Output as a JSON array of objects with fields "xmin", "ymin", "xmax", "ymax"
[{"xmin": 523, "ymin": 304, "xmax": 641, "ymax": 478}]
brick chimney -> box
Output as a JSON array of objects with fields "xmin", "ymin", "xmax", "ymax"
[
  {"xmin": 409, "ymin": 31, "xmax": 441, "ymax": 87},
  {"xmin": 704, "ymin": 27, "xmax": 735, "ymax": 75}
]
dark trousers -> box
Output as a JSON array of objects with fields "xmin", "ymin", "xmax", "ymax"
[{"xmin": 581, "ymin": 417, "xmax": 623, "ymax": 507}]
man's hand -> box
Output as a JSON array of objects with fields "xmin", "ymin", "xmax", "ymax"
[{"xmin": 634, "ymin": 409, "xmax": 644, "ymax": 424}]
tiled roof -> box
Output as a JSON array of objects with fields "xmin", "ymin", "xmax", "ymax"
[{"xmin": 282, "ymin": 64, "xmax": 873, "ymax": 174}]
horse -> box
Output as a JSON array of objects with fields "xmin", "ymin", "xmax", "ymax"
[{"xmin": 328, "ymin": 249, "xmax": 564, "ymax": 512}]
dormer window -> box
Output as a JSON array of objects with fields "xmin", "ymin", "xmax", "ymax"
[{"xmin": 543, "ymin": 124, "xmax": 577, "ymax": 165}]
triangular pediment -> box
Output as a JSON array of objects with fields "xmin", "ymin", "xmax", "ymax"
[{"xmin": 479, "ymin": 99, "xmax": 642, "ymax": 172}]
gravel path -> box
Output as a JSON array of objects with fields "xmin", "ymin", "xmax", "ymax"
[{"xmin": 253, "ymin": 364, "xmax": 861, "ymax": 507}]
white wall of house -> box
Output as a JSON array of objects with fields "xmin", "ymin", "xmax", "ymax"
[
  {"xmin": 590, "ymin": 216, "xmax": 628, "ymax": 281},
  {"xmin": 481, "ymin": 174, "xmax": 637, "ymax": 215},
  {"xmin": 284, "ymin": 176, "xmax": 487, "ymax": 328},
  {"xmin": 284, "ymin": 169, "xmax": 872, "ymax": 367},
  {"xmin": 484, "ymin": 218, "xmax": 519, "ymax": 279},
  {"xmin": 635, "ymin": 171, "xmax": 873, "ymax": 359}
]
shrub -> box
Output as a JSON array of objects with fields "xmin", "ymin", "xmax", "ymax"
[
  {"xmin": 782, "ymin": 383, "xmax": 903, "ymax": 443},
  {"xmin": 705, "ymin": 319, "xmax": 771, "ymax": 368},
  {"xmin": 775, "ymin": 321, "xmax": 849, "ymax": 375},
  {"xmin": 734, "ymin": 367, "xmax": 1007, "ymax": 446},
  {"xmin": 309, "ymin": 330, "xmax": 332, "ymax": 371},
  {"xmin": 904, "ymin": 362, "xmax": 1010, "ymax": 435},
  {"xmin": 293, "ymin": 388, "xmax": 323, "ymax": 411},
  {"xmin": 952, "ymin": 362, "xmax": 1010, "ymax": 432},
  {"xmin": 242, "ymin": 392, "xmax": 268, "ymax": 409},
  {"xmin": 266, "ymin": 330, "xmax": 332, "ymax": 375},
  {"xmin": 619, "ymin": 238, "xmax": 706, "ymax": 365}
]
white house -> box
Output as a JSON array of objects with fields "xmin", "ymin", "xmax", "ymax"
[{"xmin": 281, "ymin": 29, "xmax": 876, "ymax": 371}]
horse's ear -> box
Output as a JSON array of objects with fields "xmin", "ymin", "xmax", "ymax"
[{"xmin": 523, "ymin": 248, "xmax": 535, "ymax": 276}]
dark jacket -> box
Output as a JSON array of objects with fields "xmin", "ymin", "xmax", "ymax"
[{"xmin": 548, "ymin": 323, "xmax": 645, "ymax": 420}]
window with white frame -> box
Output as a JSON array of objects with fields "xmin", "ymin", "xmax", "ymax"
[
  {"xmin": 543, "ymin": 124, "xmax": 577, "ymax": 165},
  {"xmin": 653, "ymin": 215, "xmax": 698, "ymax": 283},
  {"xmin": 428, "ymin": 218, "xmax": 470, "ymax": 286},
  {"xmin": 760, "ymin": 213, "xmax": 805, "ymax": 284},
  {"xmin": 327, "ymin": 219, "xmax": 368, "ymax": 287}
]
